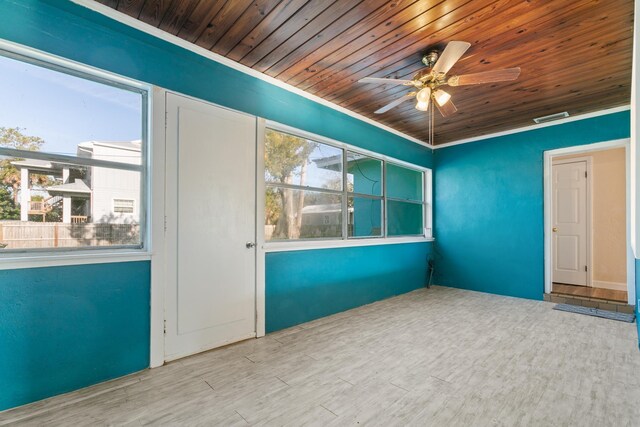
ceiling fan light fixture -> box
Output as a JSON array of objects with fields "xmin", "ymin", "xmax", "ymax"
[
  {"xmin": 433, "ymin": 89, "xmax": 451, "ymax": 106},
  {"xmin": 357, "ymin": 40, "xmax": 522, "ymax": 144},
  {"xmin": 415, "ymin": 100, "xmax": 430, "ymax": 111},
  {"xmin": 416, "ymin": 87, "xmax": 431, "ymax": 103}
]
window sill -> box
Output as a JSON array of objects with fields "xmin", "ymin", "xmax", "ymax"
[
  {"xmin": 263, "ymin": 236, "xmax": 434, "ymax": 253},
  {"xmin": 0, "ymin": 249, "xmax": 152, "ymax": 270}
]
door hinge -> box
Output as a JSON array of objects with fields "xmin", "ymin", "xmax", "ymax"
[
  {"xmin": 164, "ymin": 215, "xmax": 167, "ymax": 232},
  {"xmin": 163, "ymin": 319, "xmax": 167, "ymax": 335},
  {"xmin": 585, "ymin": 171, "xmax": 588, "ymax": 178},
  {"xmin": 584, "ymin": 265, "xmax": 588, "ymax": 272}
]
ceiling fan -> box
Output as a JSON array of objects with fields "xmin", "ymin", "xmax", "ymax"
[{"xmin": 358, "ymin": 41, "xmax": 521, "ymax": 118}]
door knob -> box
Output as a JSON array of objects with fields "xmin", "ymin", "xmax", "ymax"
[
  {"xmin": 246, "ymin": 242, "xmax": 256, "ymax": 248},
  {"xmin": 552, "ymin": 227, "xmax": 558, "ymax": 232}
]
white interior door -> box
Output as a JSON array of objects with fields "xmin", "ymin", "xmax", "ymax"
[
  {"xmin": 552, "ymin": 160, "xmax": 588, "ymax": 286},
  {"xmin": 165, "ymin": 93, "xmax": 257, "ymax": 361}
]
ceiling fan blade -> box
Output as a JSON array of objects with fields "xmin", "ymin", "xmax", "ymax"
[
  {"xmin": 358, "ymin": 77, "xmax": 414, "ymax": 85},
  {"xmin": 432, "ymin": 41, "xmax": 471, "ymax": 75},
  {"xmin": 374, "ymin": 92, "xmax": 416, "ymax": 114},
  {"xmin": 435, "ymin": 98, "xmax": 457, "ymax": 117},
  {"xmin": 448, "ymin": 67, "xmax": 521, "ymax": 86}
]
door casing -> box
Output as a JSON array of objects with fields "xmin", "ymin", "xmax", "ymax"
[{"xmin": 544, "ymin": 138, "xmax": 634, "ymax": 304}]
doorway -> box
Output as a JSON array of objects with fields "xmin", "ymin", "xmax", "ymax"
[
  {"xmin": 551, "ymin": 158, "xmax": 590, "ymax": 287},
  {"xmin": 164, "ymin": 92, "xmax": 258, "ymax": 361},
  {"xmin": 544, "ymin": 140, "xmax": 633, "ymax": 306}
]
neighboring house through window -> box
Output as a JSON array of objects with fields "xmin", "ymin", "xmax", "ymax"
[
  {"xmin": 0, "ymin": 49, "xmax": 147, "ymax": 252},
  {"xmin": 113, "ymin": 199, "xmax": 135, "ymax": 214},
  {"xmin": 263, "ymin": 127, "xmax": 431, "ymax": 243}
]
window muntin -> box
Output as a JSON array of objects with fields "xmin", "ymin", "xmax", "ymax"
[
  {"xmin": 264, "ymin": 128, "xmax": 430, "ymax": 242},
  {"xmin": 0, "ymin": 51, "xmax": 146, "ymax": 253}
]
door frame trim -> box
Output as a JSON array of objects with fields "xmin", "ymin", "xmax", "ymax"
[
  {"xmin": 550, "ymin": 156, "xmax": 592, "ymax": 288},
  {"xmin": 256, "ymin": 118, "xmax": 266, "ymax": 338},
  {"xmin": 150, "ymin": 86, "xmax": 166, "ymax": 368},
  {"xmin": 544, "ymin": 138, "xmax": 635, "ymax": 304}
]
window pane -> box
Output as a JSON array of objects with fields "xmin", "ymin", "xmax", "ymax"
[
  {"xmin": 0, "ymin": 155, "xmax": 141, "ymax": 250},
  {"xmin": 387, "ymin": 163, "xmax": 423, "ymax": 201},
  {"xmin": 0, "ymin": 53, "xmax": 146, "ymax": 252},
  {"xmin": 387, "ymin": 200, "xmax": 423, "ymax": 236},
  {"xmin": 347, "ymin": 152, "xmax": 382, "ymax": 196},
  {"xmin": 348, "ymin": 196, "xmax": 382, "ymax": 238},
  {"xmin": 265, "ymin": 186, "xmax": 342, "ymax": 240},
  {"xmin": 0, "ymin": 55, "xmax": 143, "ymax": 158},
  {"xmin": 265, "ymin": 129, "xmax": 343, "ymax": 191}
]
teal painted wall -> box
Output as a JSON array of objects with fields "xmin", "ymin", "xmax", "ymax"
[
  {"xmin": 433, "ymin": 111, "xmax": 630, "ymax": 300},
  {"xmin": 0, "ymin": 262, "xmax": 150, "ymax": 411},
  {"xmin": 0, "ymin": 0, "xmax": 433, "ymax": 410},
  {"xmin": 266, "ymin": 243, "xmax": 432, "ymax": 332}
]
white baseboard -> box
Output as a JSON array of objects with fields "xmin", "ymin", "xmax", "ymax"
[{"xmin": 591, "ymin": 280, "xmax": 627, "ymax": 291}]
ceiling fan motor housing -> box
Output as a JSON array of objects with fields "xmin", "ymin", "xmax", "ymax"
[{"xmin": 422, "ymin": 50, "xmax": 440, "ymax": 68}]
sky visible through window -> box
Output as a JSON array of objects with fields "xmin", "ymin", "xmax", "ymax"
[
  {"xmin": 305, "ymin": 143, "xmax": 343, "ymax": 190},
  {"xmin": 0, "ymin": 54, "xmax": 142, "ymax": 157}
]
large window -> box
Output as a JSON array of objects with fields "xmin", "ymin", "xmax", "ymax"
[
  {"xmin": 0, "ymin": 50, "xmax": 147, "ymax": 252},
  {"xmin": 264, "ymin": 127, "xmax": 431, "ymax": 242}
]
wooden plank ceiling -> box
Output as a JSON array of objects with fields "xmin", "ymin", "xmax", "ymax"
[{"xmin": 97, "ymin": 0, "xmax": 633, "ymax": 145}]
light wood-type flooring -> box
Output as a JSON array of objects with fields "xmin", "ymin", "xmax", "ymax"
[
  {"xmin": 553, "ymin": 283, "xmax": 628, "ymax": 303},
  {"xmin": 2, "ymin": 286, "xmax": 639, "ymax": 426}
]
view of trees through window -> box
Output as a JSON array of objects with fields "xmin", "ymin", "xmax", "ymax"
[
  {"xmin": 0, "ymin": 53, "xmax": 145, "ymax": 251},
  {"xmin": 265, "ymin": 129, "xmax": 344, "ymax": 240},
  {"xmin": 0, "ymin": 128, "xmax": 47, "ymax": 221},
  {"xmin": 264, "ymin": 128, "xmax": 428, "ymax": 241}
]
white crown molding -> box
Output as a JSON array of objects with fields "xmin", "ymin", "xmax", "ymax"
[
  {"xmin": 434, "ymin": 105, "xmax": 631, "ymax": 149},
  {"xmin": 69, "ymin": 0, "xmax": 431, "ymax": 149}
]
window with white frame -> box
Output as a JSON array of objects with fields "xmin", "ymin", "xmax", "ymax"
[
  {"xmin": 0, "ymin": 49, "xmax": 147, "ymax": 252},
  {"xmin": 113, "ymin": 199, "xmax": 135, "ymax": 214},
  {"xmin": 264, "ymin": 127, "xmax": 431, "ymax": 242}
]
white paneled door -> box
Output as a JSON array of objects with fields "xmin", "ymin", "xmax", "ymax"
[
  {"xmin": 165, "ymin": 93, "xmax": 257, "ymax": 361},
  {"xmin": 552, "ymin": 160, "xmax": 588, "ymax": 286}
]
